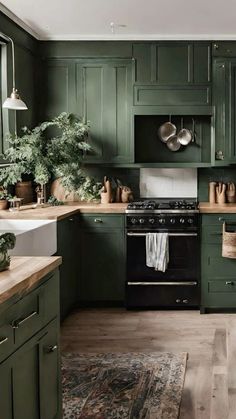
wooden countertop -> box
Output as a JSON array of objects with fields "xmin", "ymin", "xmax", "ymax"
[
  {"xmin": 0, "ymin": 203, "xmax": 128, "ymax": 220},
  {"xmin": 0, "ymin": 256, "xmax": 62, "ymax": 305},
  {"xmin": 199, "ymin": 202, "xmax": 236, "ymax": 213}
]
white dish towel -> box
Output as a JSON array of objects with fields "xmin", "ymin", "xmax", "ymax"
[{"xmin": 146, "ymin": 232, "xmax": 169, "ymax": 272}]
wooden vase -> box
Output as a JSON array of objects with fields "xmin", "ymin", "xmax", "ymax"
[{"xmin": 15, "ymin": 181, "xmax": 33, "ymax": 204}]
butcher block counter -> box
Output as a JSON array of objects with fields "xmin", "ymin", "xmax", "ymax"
[
  {"xmin": 0, "ymin": 256, "xmax": 62, "ymax": 305},
  {"xmin": 199, "ymin": 202, "xmax": 236, "ymax": 213},
  {"xmin": 0, "ymin": 202, "xmax": 128, "ymax": 220}
]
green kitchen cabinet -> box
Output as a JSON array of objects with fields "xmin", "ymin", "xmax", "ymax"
[
  {"xmin": 78, "ymin": 214, "xmax": 125, "ymax": 304},
  {"xmin": 213, "ymin": 58, "xmax": 236, "ymax": 164},
  {"xmin": 0, "ymin": 270, "xmax": 61, "ymax": 419},
  {"xmin": 132, "ymin": 42, "xmax": 211, "ymax": 107},
  {"xmin": 201, "ymin": 214, "xmax": 236, "ymax": 312},
  {"xmin": 41, "ymin": 58, "xmax": 134, "ymax": 163},
  {"xmin": 57, "ymin": 215, "xmax": 80, "ymax": 320},
  {"xmin": 0, "ymin": 319, "xmax": 60, "ymax": 419}
]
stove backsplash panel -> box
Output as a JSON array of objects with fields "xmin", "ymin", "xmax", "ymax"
[{"xmin": 140, "ymin": 168, "xmax": 198, "ymax": 198}]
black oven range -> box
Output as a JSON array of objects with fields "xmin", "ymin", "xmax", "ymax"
[{"xmin": 125, "ymin": 199, "xmax": 200, "ymax": 309}]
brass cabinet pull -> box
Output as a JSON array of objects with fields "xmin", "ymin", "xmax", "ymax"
[
  {"xmin": 226, "ymin": 281, "xmax": 234, "ymax": 285},
  {"xmin": 215, "ymin": 150, "xmax": 224, "ymax": 160},
  {"xmin": 213, "ymin": 43, "xmax": 219, "ymax": 50},
  {"xmin": 44, "ymin": 345, "xmax": 58, "ymax": 354},
  {"xmin": 12, "ymin": 311, "xmax": 38, "ymax": 329},
  {"xmin": 94, "ymin": 218, "xmax": 103, "ymax": 223},
  {"xmin": 0, "ymin": 337, "xmax": 8, "ymax": 346},
  {"xmin": 69, "ymin": 218, "xmax": 74, "ymax": 222}
]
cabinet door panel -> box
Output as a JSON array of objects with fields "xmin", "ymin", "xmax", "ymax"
[
  {"xmin": 0, "ymin": 361, "xmax": 12, "ymax": 419},
  {"xmin": 156, "ymin": 44, "xmax": 191, "ymax": 84},
  {"xmin": 42, "ymin": 60, "xmax": 76, "ymax": 120},
  {"xmin": 13, "ymin": 344, "xmax": 40, "ymax": 419},
  {"xmin": 79, "ymin": 228, "xmax": 125, "ymax": 302},
  {"xmin": 77, "ymin": 59, "xmax": 133, "ymax": 163},
  {"xmin": 40, "ymin": 320, "xmax": 60, "ymax": 419}
]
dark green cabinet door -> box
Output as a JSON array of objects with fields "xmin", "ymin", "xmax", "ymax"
[
  {"xmin": 76, "ymin": 59, "xmax": 133, "ymax": 163},
  {"xmin": 213, "ymin": 58, "xmax": 236, "ymax": 164},
  {"xmin": 39, "ymin": 319, "xmax": 61, "ymax": 419},
  {"xmin": 42, "ymin": 60, "xmax": 76, "ymax": 120},
  {"xmin": 133, "ymin": 42, "xmax": 211, "ymax": 85},
  {"xmin": 201, "ymin": 214, "xmax": 236, "ymax": 311},
  {"xmin": 57, "ymin": 216, "xmax": 79, "ymax": 320},
  {"xmin": 79, "ymin": 215, "xmax": 125, "ymax": 303},
  {"xmin": 0, "ymin": 320, "xmax": 60, "ymax": 419},
  {"xmin": 213, "ymin": 59, "xmax": 229, "ymax": 163}
]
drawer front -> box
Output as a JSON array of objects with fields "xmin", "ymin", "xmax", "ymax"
[
  {"xmin": 0, "ymin": 323, "xmax": 14, "ymax": 363},
  {"xmin": 12, "ymin": 290, "xmax": 43, "ymax": 347},
  {"xmin": 134, "ymin": 85, "xmax": 211, "ymax": 106},
  {"xmin": 201, "ymin": 214, "xmax": 236, "ymax": 226},
  {"xmin": 80, "ymin": 215, "xmax": 124, "ymax": 230},
  {"xmin": 208, "ymin": 280, "xmax": 236, "ymax": 293}
]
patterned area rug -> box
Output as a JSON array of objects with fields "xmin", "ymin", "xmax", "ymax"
[{"xmin": 62, "ymin": 352, "xmax": 187, "ymax": 419}]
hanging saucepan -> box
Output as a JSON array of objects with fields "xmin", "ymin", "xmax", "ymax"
[
  {"xmin": 166, "ymin": 134, "xmax": 181, "ymax": 152},
  {"xmin": 177, "ymin": 117, "xmax": 192, "ymax": 146},
  {"xmin": 158, "ymin": 117, "xmax": 177, "ymax": 143}
]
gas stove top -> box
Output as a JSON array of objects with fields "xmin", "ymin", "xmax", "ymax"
[{"xmin": 126, "ymin": 199, "xmax": 199, "ymax": 214}]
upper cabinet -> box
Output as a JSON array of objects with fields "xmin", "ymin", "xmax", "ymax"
[
  {"xmin": 213, "ymin": 57, "xmax": 236, "ymax": 164},
  {"xmin": 133, "ymin": 42, "xmax": 211, "ymax": 85},
  {"xmin": 132, "ymin": 42, "xmax": 211, "ymax": 108},
  {"xmin": 41, "ymin": 58, "xmax": 134, "ymax": 164}
]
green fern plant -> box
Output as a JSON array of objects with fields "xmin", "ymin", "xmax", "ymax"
[{"xmin": 0, "ymin": 113, "xmax": 102, "ymax": 201}]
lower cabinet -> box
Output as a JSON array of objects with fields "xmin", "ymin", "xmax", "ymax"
[
  {"xmin": 57, "ymin": 215, "xmax": 80, "ymax": 320},
  {"xmin": 201, "ymin": 214, "xmax": 236, "ymax": 312},
  {"xmin": 0, "ymin": 271, "xmax": 61, "ymax": 419},
  {"xmin": 79, "ymin": 214, "xmax": 125, "ymax": 304}
]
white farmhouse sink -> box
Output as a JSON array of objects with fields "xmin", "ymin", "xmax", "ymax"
[{"xmin": 0, "ymin": 219, "xmax": 57, "ymax": 256}]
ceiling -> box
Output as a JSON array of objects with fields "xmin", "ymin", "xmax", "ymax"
[{"xmin": 1, "ymin": 0, "xmax": 236, "ymax": 41}]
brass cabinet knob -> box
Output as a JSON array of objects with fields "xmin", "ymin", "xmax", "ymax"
[
  {"xmin": 213, "ymin": 43, "xmax": 219, "ymax": 50},
  {"xmin": 44, "ymin": 345, "xmax": 58, "ymax": 353}
]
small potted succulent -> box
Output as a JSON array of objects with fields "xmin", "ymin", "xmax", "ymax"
[
  {"xmin": 0, "ymin": 190, "xmax": 11, "ymax": 210},
  {"xmin": 0, "ymin": 233, "xmax": 16, "ymax": 271}
]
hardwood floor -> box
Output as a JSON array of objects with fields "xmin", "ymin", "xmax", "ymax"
[{"xmin": 61, "ymin": 309, "xmax": 236, "ymax": 418}]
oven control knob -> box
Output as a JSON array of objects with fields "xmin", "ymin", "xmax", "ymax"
[
  {"xmin": 170, "ymin": 218, "xmax": 175, "ymax": 224},
  {"xmin": 130, "ymin": 218, "xmax": 138, "ymax": 224},
  {"xmin": 176, "ymin": 299, "xmax": 181, "ymax": 303},
  {"xmin": 183, "ymin": 299, "xmax": 189, "ymax": 304},
  {"xmin": 179, "ymin": 218, "xmax": 185, "ymax": 224},
  {"xmin": 159, "ymin": 218, "xmax": 165, "ymax": 224},
  {"xmin": 149, "ymin": 218, "xmax": 155, "ymax": 224},
  {"xmin": 139, "ymin": 218, "xmax": 145, "ymax": 224},
  {"xmin": 187, "ymin": 218, "xmax": 194, "ymax": 224}
]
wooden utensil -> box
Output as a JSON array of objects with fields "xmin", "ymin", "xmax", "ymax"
[
  {"xmin": 226, "ymin": 182, "xmax": 236, "ymax": 203},
  {"xmin": 209, "ymin": 182, "xmax": 217, "ymax": 204},
  {"xmin": 216, "ymin": 182, "xmax": 226, "ymax": 204}
]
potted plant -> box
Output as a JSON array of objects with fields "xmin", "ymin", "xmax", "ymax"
[
  {"xmin": 0, "ymin": 232, "xmax": 16, "ymax": 271},
  {"xmin": 0, "ymin": 112, "xmax": 102, "ymax": 202},
  {"xmin": 0, "ymin": 190, "xmax": 11, "ymax": 210}
]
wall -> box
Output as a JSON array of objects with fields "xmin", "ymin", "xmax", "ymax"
[{"xmin": 0, "ymin": 11, "xmax": 38, "ymax": 152}]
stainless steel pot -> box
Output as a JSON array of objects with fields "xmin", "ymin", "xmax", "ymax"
[
  {"xmin": 166, "ymin": 134, "xmax": 181, "ymax": 152},
  {"xmin": 158, "ymin": 121, "xmax": 177, "ymax": 143},
  {"xmin": 177, "ymin": 118, "xmax": 192, "ymax": 146}
]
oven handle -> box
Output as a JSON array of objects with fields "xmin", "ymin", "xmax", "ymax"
[
  {"xmin": 127, "ymin": 232, "xmax": 198, "ymax": 237},
  {"xmin": 127, "ymin": 281, "xmax": 198, "ymax": 286}
]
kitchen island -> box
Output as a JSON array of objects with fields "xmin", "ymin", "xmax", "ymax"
[{"xmin": 0, "ymin": 256, "xmax": 62, "ymax": 419}]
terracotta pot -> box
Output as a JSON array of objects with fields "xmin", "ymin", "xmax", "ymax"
[
  {"xmin": 15, "ymin": 181, "xmax": 33, "ymax": 204},
  {"xmin": 0, "ymin": 200, "xmax": 8, "ymax": 210}
]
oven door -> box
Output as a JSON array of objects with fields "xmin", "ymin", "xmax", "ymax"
[{"xmin": 126, "ymin": 231, "xmax": 200, "ymax": 308}]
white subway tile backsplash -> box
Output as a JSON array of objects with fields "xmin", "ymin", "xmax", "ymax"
[{"xmin": 140, "ymin": 168, "xmax": 197, "ymax": 198}]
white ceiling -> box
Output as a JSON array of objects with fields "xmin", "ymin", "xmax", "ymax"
[{"xmin": 1, "ymin": 0, "xmax": 236, "ymax": 41}]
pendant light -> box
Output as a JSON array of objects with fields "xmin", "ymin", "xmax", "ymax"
[{"xmin": 0, "ymin": 32, "xmax": 28, "ymax": 110}]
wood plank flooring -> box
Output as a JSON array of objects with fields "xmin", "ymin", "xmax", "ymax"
[{"xmin": 61, "ymin": 309, "xmax": 236, "ymax": 418}]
